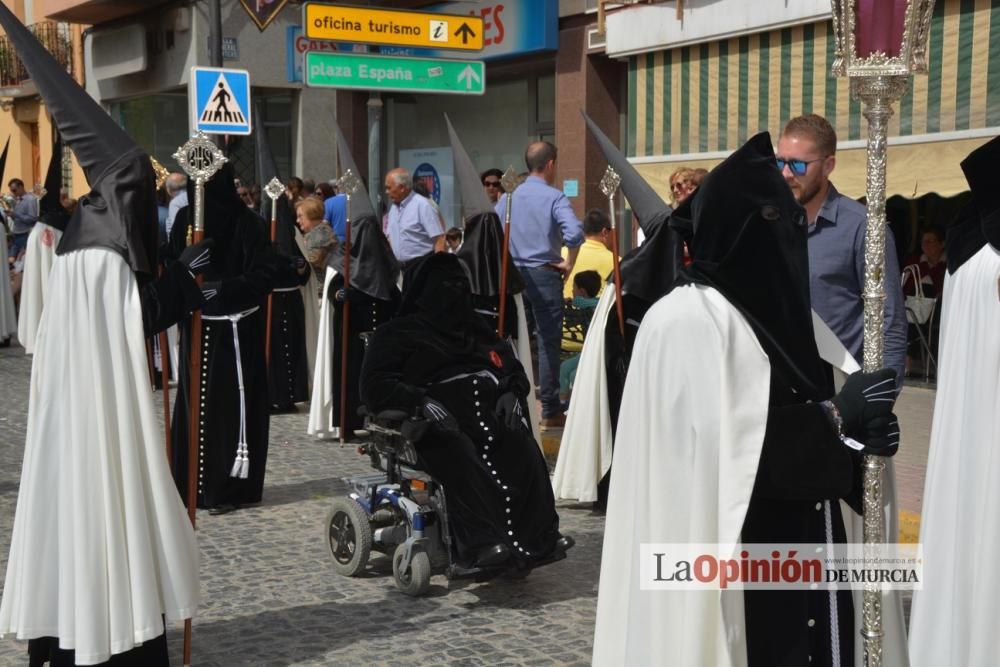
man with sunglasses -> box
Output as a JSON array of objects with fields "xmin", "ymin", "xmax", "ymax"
[
  {"xmin": 776, "ymin": 113, "xmax": 906, "ymax": 387},
  {"xmin": 481, "ymin": 168, "xmax": 504, "ymax": 204}
]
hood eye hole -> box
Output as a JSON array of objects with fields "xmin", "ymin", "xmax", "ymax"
[{"xmin": 760, "ymin": 204, "xmax": 780, "ymax": 221}]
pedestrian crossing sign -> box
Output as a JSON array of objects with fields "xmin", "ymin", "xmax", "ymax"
[{"xmin": 190, "ymin": 66, "xmax": 252, "ymax": 135}]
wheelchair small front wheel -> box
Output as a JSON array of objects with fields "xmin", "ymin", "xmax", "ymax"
[
  {"xmin": 392, "ymin": 543, "xmax": 431, "ymax": 596},
  {"xmin": 325, "ymin": 498, "xmax": 372, "ymax": 577}
]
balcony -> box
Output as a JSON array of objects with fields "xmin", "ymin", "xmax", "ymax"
[
  {"xmin": 0, "ymin": 21, "xmax": 73, "ymax": 94},
  {"xmin": 39, "ymin": 0, "xmax": 172, "ymax": 25}
]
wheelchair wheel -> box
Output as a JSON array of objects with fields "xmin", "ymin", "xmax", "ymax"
[
  {"xmin": 325, "ymin": 498, "xmax": 372, "ymax": 577},
  {"xmin": 392, "ymin": 543, "xmax": 431, "ymax": 596}
]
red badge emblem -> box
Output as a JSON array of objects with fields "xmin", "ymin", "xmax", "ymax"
[
  {"xmin": 489, "ymin": 350, "xmax": 503, "ymax": 368},
  {"xmin": 41, "ymin": 228, "xmax": 54, "ymax": 247}
]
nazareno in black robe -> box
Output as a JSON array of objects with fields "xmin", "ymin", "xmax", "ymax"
[
  {"xmin": 168, "ymin": 166, "xmax": 293, "ymax": 509},
  {"xmin": 359, "ymin": 253, "xmax": 560, "ymax": 568},
  {"xmin": 681, "ymin": 133, "xmax": 862, "ymax": 667},
  {"xmin": 326, "ymin": 215, "xmax": 400, "ymax": 436},
  {"xmin": 267, "ymin": 194, "xmax": 310, "ymax": 410}
]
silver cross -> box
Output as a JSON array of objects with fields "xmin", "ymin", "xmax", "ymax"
[
  {"xmin": 500, "ymin": 166, "xmax": 519, "ymax": 194},
  {"xmin": 263, "ymin": 177, "xmax": 284, "ymax": 203},
  {"xmin": 338, "ymin": 168, "xmax": 361, "ymax": 197},
  {"xmin": 599, "ymin": 166, "xmax": 621, "ymax": 199}
]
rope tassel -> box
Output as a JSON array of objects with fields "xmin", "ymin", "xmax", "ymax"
[{"xmin": 230, "ymin": 441, "xmax": 249, "ymax": 479}]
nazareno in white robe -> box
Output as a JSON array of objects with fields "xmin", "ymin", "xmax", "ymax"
[
  {"xmin": 592, "ymin": 283, "xmax": 908, "ymax": 666},
  {"xmin": 0, "ymin": 248, "xmax": 199, "ymax": 665},
  {"xmin": 908, "ymin": 244, "xmax": 1000, "ymax": 667},
  {"xmin": 17, "ymin": 221, "xmax": 62, "ymax": 354}
]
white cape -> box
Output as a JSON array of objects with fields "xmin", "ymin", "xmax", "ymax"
[
  {"xmin": 0, "ymin": 229, "xmax": 17, "ymax": 339},
  {"xmin": 593, "ymin": 284, "xmax": 769, "ymax": 666},
  {"xmin": 0, "ymin": 249, "xmax": 199, "ymax": 665},
  {"xmin": 308, "ymin": 266, "xmax": 338, "ymax": 438},
  {"xmin": 17, "ymin": 222, "xmax": 62, "ymax": 354},
  {"xmin": 908, "ymin": 244, "xmax": 1000, "ymax": 667},
  {"xmin": 551, "ymin": 287, "xmax": 615, "ymax": 501}
]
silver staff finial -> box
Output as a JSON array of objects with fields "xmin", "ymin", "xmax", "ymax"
[
  {"xmin": 500, "ymin": 166, "xmax": 518, "ymax": 194},
  {"xmin": 599, "ymin": 166, "xmax": 621, "ymax": 199},
  {"xmin": 264, "ymin": 177, "xmax": 284, "ymax": 203},
  {"xmin": 338, "ymin": 168, "xmax": 362, "ymax": 197}
]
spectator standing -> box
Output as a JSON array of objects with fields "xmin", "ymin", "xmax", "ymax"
[
  {"xmin": 285, "ymin": 176, "xmax": 305, "ymax": 207},
  {"xmin": 481, "ymin": 168, "xmax": 504, "ymax": 204},
  {"xmin": 164, "ymin": 172, "xmax": 188, "ymax": 238},
  {"xmin": 322, "ymin": 183, "xmax": 347, "ymax": 244},
  {"xmin": 495, "ymin": 141, "xmax": 583, "ymax": 428},
  {"xmin": 384, "ymin": 167, "xmax": 446, "ymax": 266},
  {"xmin": 562, "ymin": 208, "xmax": 615, "ymax": 299},
  {"xmin": 7, "ymin": 178, "xmax": 38, "ymax": 260},
  {"xmin": 777, "ymin": 113, "xmax": 906, "ymax": 386},
  {"xmin": 237, "ymin": 183, "xmax": 256, "ymax": 209},
  {"xmin": 667, "ymin": 167, "xmax": 707, "ymax": 206},
  {"xmin": 445, "ymin": 227, "xmax": 463, "ymax": 253}
]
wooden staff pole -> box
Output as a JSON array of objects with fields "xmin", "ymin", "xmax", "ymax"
[
  {"xmin": 173, "ymin": 131, "xmax": 226, "ymax": 667},
  {"xmin": 336, "ymin": 169, "xmax": 361, "ymax": 446},
  {"xmin": 262, "ymin": 178, "xmax": 285, "ymax": 374}
]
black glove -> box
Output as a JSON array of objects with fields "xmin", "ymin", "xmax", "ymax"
[
  {"xmin": 201, "ymin": 280, "xmax": 220, "ymax": 302},
  {"xmin": 859, "ymin": 413, "xmax": 900, "ymax": 457},
  {"xmin": 292, "ymin": 256, "xmax": 308, "ymax": 273},
  {"xmin": 495, "ymin": 392, "xmax": 526, "ymax": 430},
  {"xmin": 334, "ymin": 287, "xmax": 364, "ymax": 303},
  {"xmin": 830, "ymin": 368, "xmax": 897, "ymax": 437},
  {"xmin": 178, "ymin": 239, "xmax": 214, "ymax": 276},
  {"xmin": 421, "ymin": 397, "xmax": 458, "ymax": 431}
]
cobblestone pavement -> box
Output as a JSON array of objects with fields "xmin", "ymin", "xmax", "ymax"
[{"xmin": 0, "ymin": 344, "xmax": 603, "ymax": 666}]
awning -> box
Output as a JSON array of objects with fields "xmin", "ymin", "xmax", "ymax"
[{"xmin": 633, "ymin": 133, "xmax": 994, "ymax": 202}]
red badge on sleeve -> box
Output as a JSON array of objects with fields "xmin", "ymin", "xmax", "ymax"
[{"xmin": 489, "ymin": 350, "xmax": 503, "ymax": 368}]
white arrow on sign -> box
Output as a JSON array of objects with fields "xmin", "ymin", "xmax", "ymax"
[{"xmin": 457, "ymin": 64, "xmax": 481, "ymax": 90}]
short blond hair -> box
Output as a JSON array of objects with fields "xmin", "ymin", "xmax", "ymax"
[{"xmin": 296, "ymin": 197, "xmax": 324, "ymax": 222}]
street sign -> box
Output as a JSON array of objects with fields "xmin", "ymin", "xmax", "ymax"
[
  {"xmin": 305, "ymin": 52, "xmax": 485, "ymax": 95},
  {"xmin": 303, "ymin": 3, "xmax": 484, "ymax": 51},
  {"xmin": 190, "ymin": 66, "xmax": 252, "ymax": 135}
]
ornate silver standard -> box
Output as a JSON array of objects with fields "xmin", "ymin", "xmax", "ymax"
[
  {"xmin": 337, "ymin": 168, "xmax": 361, "ymax": 446},
  {"xmin": 172, "ymin": 130, "xmax": 226, "ymax": 667},
  {"xmin": 599, "ymin": 166, "xmax": 626, "ymax": 336},
  {"xmin": 830, "ymin": 2, "xmax": 935, "ymax": 665},
  {"xmin": 497, "ymin": 166, "xmax": 519, "ymax": 338}
]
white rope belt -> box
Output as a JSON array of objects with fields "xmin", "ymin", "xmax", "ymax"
[
  {"xmin": 824, "ymin": 500, "xmax": 842, "ymax": 667},
  {"xmin": 438, "ymin": 369, "xmax": 499, "ymax": 385},
  {"xmin": 202, "ymin": 306, "xmax": 259, "ymax": 479},
  {"xmin": 273, "ymin": 286, "xmax": 300, "ymax": 293}
]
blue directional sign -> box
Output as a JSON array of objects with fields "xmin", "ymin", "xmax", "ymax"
[{"xmin": 190, "ymin": 66, "xmax": 252, "ymax": 135}]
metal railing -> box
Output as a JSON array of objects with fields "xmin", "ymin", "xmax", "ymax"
[{"xmin": 0, "ymin": 21, "xmax": 74, "ymax": 89}]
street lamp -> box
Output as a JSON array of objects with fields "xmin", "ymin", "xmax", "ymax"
[{"xmin": 830, "ymin": 2, "xmax": 935, "ymax": 666}]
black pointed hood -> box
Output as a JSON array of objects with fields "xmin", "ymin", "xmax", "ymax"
[
  {"xmin": 682, "ymin": 132, "xmax": 828, "ymax": 399},
  {"xmin": 581, "ymin": 109, "xmax": 681, "ymax": 303},
  {"xmin": 0, "ymin": 4, "xmax": 157, "ymax": 280},
  {"xmin": 334, "ymin": 121, "xmax": 375, "ymax": 220},
  {"xmin": 581, "ymin": 110, "xmax": 672, "ymax": 235},
  {"xmin": 327, "ymin": 217, "xmax": 399, "ymax": 302},
  {"xmin": 0, "ymin": 136, "xmax": 10, "ymax": 186},
  {"xmin": 40, "ymin": 134, "xmax": 70, "ymax": 232},
  {"xmin": 445, "ymin": 114, "xmax": 523, "ymax": 296},
  {"xmin": 953, "ymin": 135, "xmax": 1000, "ymax": 272}
]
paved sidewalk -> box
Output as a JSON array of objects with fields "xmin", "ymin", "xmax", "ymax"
[{"xmin": 0, "ymin": 345, "xmax": 602, "ymax": 666}]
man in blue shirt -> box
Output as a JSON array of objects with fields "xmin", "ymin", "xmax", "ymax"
[
  {"xmin": 324, "ymin": 187, "xmax": 347, "ymax": 243},
  {"xmin": 7, "ymin": 178, "xmax": 38, "ymax": 260},
  {"xmin": 385, "ymin": 167, "xmax": 445, "ymax": 264},
  {"xmin": 776, "ymin": 114, "xmax": 906, "ymax": 386},
  {"xmin": 495, "ymin": 141, "xmax": 584, "ymax": 428}
]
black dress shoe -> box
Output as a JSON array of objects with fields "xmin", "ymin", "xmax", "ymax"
[
  {"xmin": 554, "ymin": 535, "xmax": 575, "ymax": 553},
  {"xmin": 474, "ymin": 543, "xmax": 511, "ymax": 567},
  {"xmin": 208, "ymin": 504, "xmax": 239, "ymax": 515},
  {"xmin": 0, "ymin": 337, "xmax": 10, "ymax": 348}
]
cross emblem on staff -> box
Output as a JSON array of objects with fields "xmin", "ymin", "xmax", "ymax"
[
  {"xmin": 173, "ymin": 131, "xmax": 227, "ymax": 235},
  {"xmin": 338, "ymin": 168, "xmax": 361, "ymax": 197},
  {"xmin": 263, "ymin": 177, "xmax": 284, "ymax": 204},
  {"xmin": 599, "ymin": 166, "xmax": 621, "ymax": 201}
]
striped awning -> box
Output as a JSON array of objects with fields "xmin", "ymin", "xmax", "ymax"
[{"xmin": 626, "ymin": 0, "xmax": 999, "ymax": 200}]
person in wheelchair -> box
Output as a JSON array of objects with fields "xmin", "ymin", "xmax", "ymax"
[{"xmin": 360, "ymin": 252, "xmax": 571, "ymax": 570}]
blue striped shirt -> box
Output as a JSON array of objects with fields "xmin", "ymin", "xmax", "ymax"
[{"xmin": 495, "ymin": 175, "xmax": 583, "ymax": 268}]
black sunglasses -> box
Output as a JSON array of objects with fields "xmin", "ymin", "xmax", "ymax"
[
  {"xmin": 483, "ymin": 180, "xmax": 502, "ymax": 187},
  {"xmin": 775, "ymin": 156, "xmax": 827, "ymax": 176}
]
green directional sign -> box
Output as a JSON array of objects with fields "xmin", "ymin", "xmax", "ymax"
[{"xmin": 304, "ymin": 52, "xmax": 485, "ymax": 95}]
